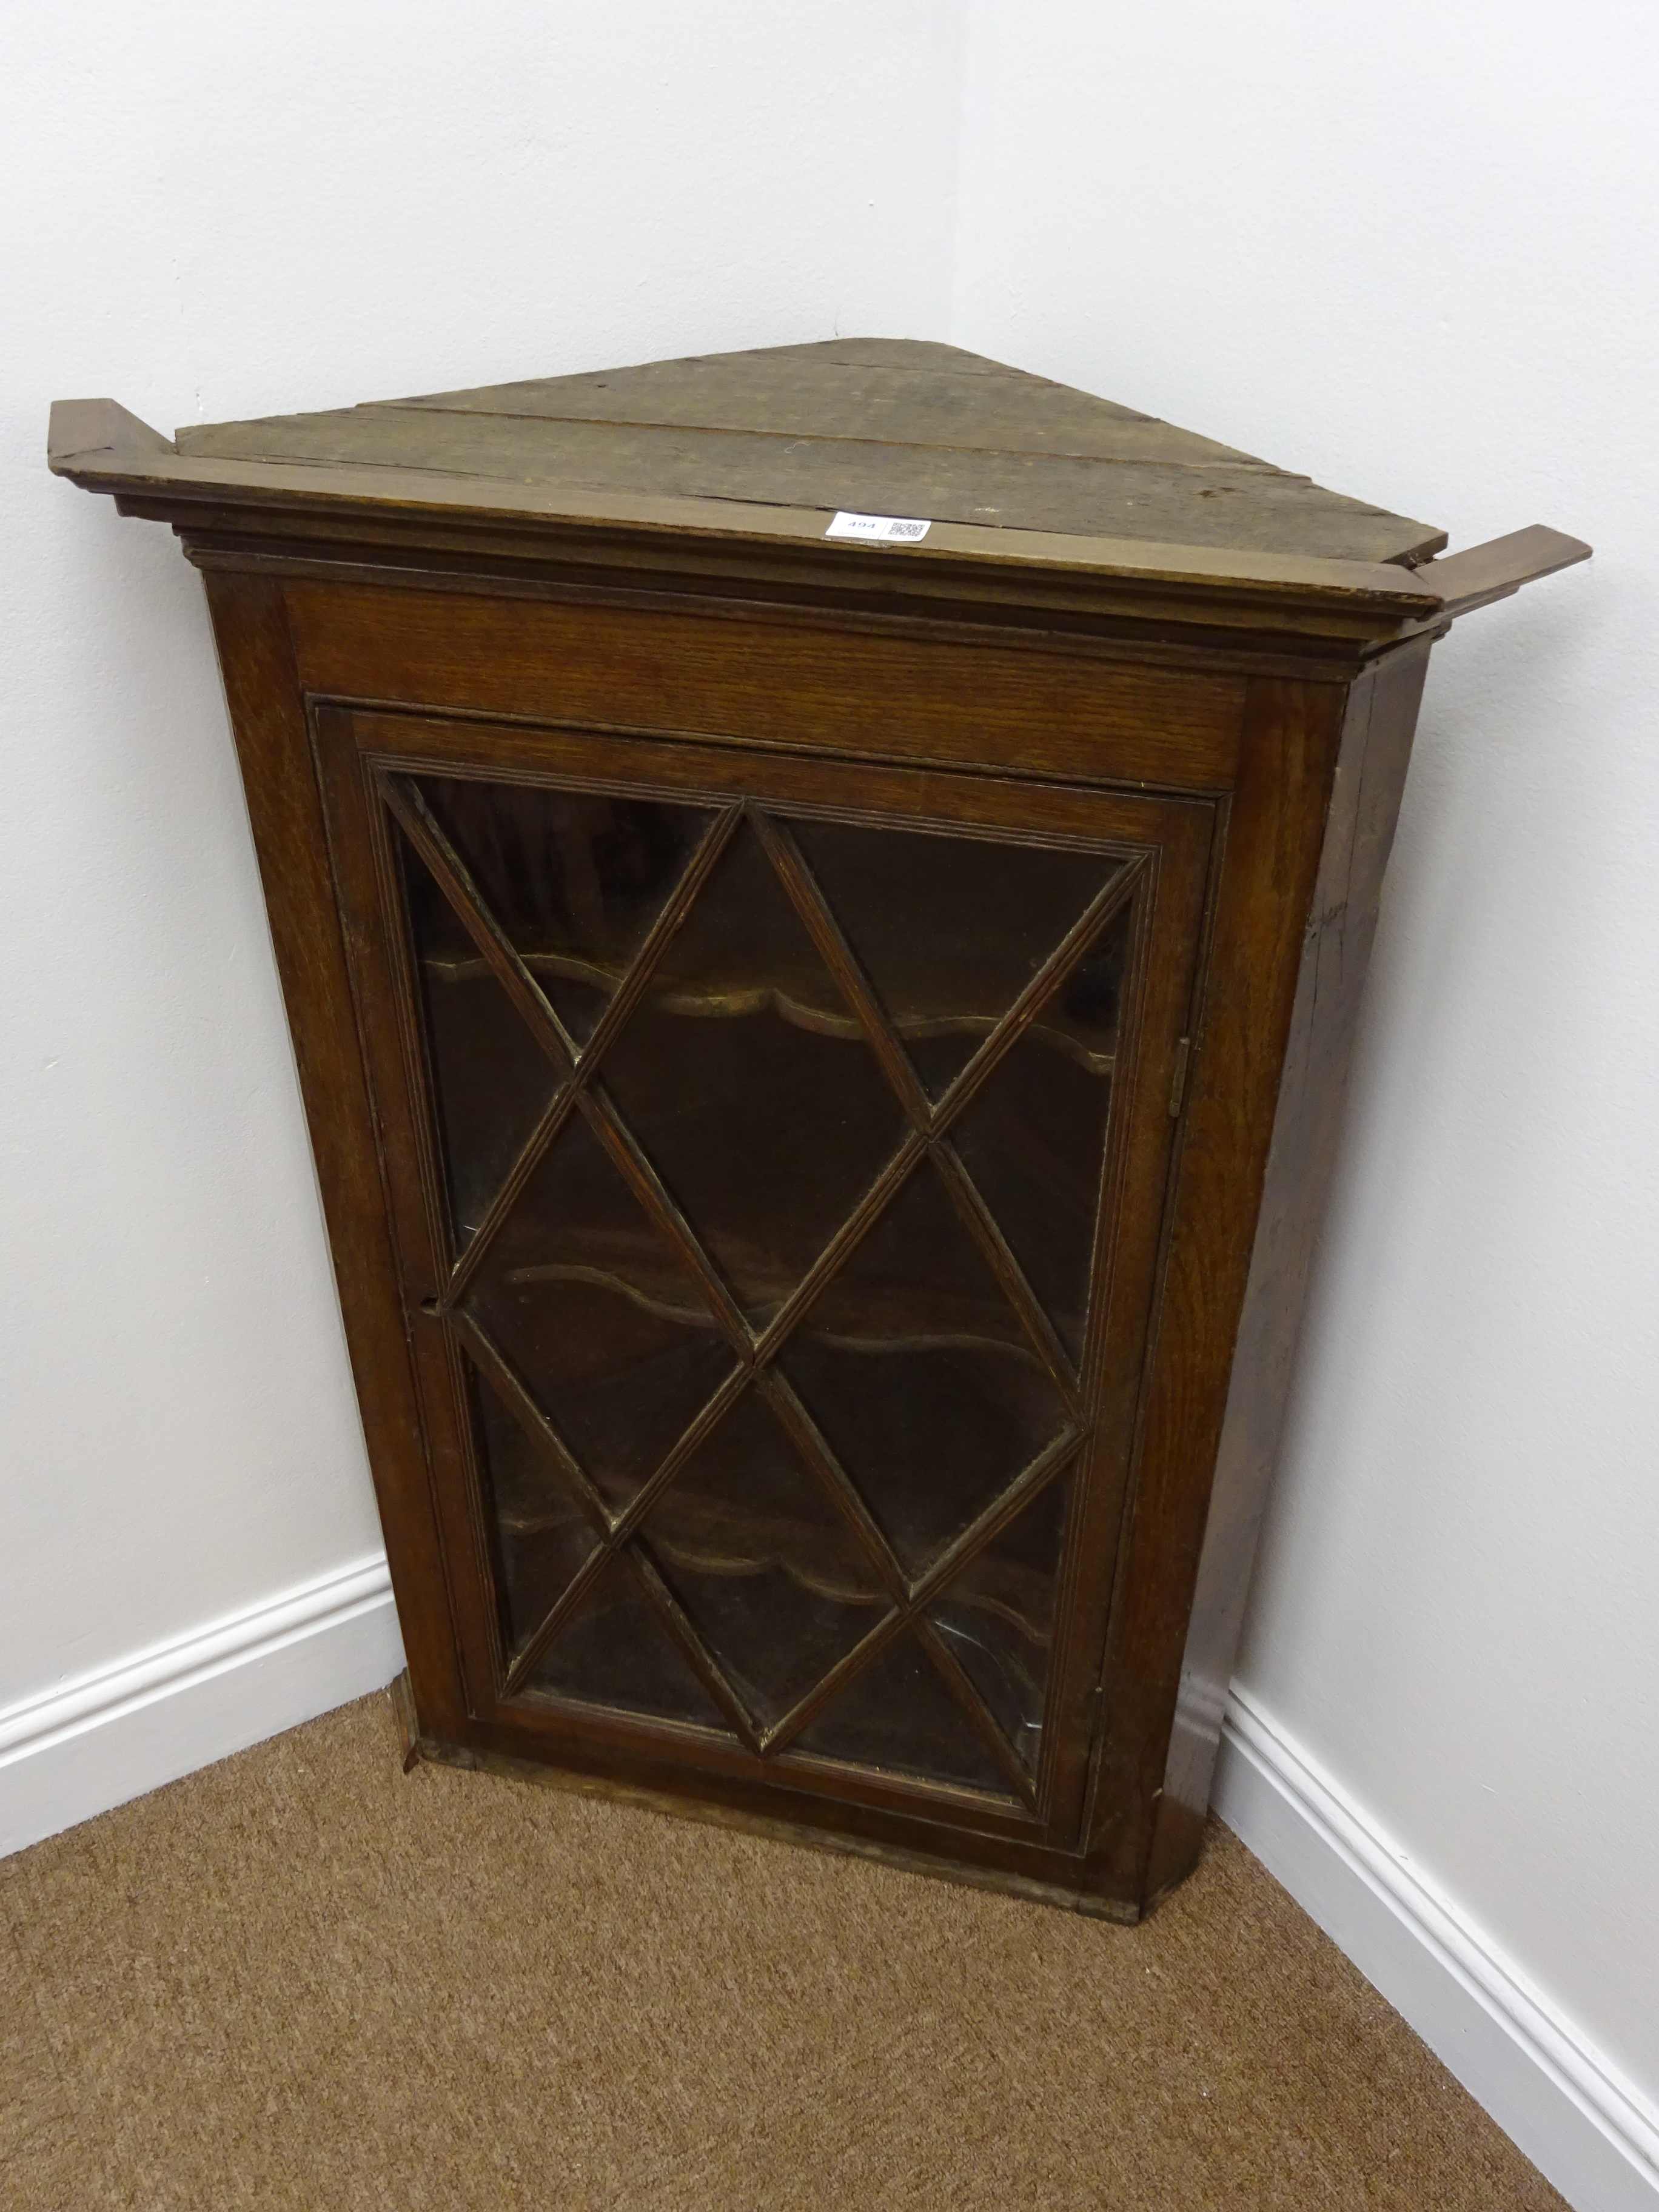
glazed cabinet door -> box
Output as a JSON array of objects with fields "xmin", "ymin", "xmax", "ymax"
[{"xmin": 315, "ymin": 706, "xmax": 1213, "ymax": 1857}]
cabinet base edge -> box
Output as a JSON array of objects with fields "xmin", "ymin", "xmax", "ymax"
[{"xmin": 387, "ymin": 1674, "xmax": 1140, "ymax": 1924}]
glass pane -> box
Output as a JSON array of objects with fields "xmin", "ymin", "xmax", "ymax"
[
  {"xmin": 467, "ymin": 1111, "xmax": 737, "ymax": 1515},
  {"xmin": 925, "ymin": 1474, "xmax": 1068, "ymax": 1778},
  {"xmin": 600, "ymin": 823, "xmax": 908, "ymax": 1323},
  {"xmin": 791, "ymin": 817, "xmax": 1124, "ymax": 1100},
  {"xmin": 471, "ymin": 1364, "xmax": 600, "ymax": 1659},
  {"xmin": 417, "ymin": 777, "xmax": 716, "ymax": 1045},
  {"xmin": 642, "ymin": 1389, "xmax": 891, "ymax": 1729},
  {"xmin": 777, "ymin": 1159, "xmax": 1067, "ymax": 1578},
  {"xmin": 947, "ymin": 903, "xmax": 1128, "ymax": 1366},
  {"xmin": 400, "ymin": 830, "xmax": 564, "ymax": 1247},
  {"xmin": 793, "ymin": 1631, "xmax": 1014, "ymax": 1797},
  {"xmin": 528, "ymin": 1555, "xmax": 728, "ymax": 1730}
]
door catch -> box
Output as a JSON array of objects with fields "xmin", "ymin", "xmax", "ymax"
[{"xmin": 1168, "ymin": 1036, "xmax": 1191, "ymax": 1118}]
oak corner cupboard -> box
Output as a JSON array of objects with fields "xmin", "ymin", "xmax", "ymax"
[{"xmin": 50, "ymin": 340, "xmax": 1587, "ymax": 1919}]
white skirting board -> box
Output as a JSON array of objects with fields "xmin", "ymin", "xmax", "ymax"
[
  {"xmin": 1215, "ymin": 1687, "xmax": 1659, "ymax": 2212},
  {"xmin": 0, "ymin": 1555, "xmax": 404, "ymax": 1860}
]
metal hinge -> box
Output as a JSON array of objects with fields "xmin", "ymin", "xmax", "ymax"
[{"xmin": 1168, "ymin": 1036, "xmax": 1191, "ymax": 1118}]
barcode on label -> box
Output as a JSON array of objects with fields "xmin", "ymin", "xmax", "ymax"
[{"xmin": 825, "ymin": 511, "xmax": 932, "ymax": 543}]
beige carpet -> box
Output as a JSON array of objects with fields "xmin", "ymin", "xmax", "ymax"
[{"xmin": 0, "ymin": 1692, "xmax": 1563, "ymax": 2210}]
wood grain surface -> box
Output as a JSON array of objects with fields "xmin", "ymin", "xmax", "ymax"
[{"xmin": 177, "ymin": 338, "xmax": 1446, "ymax": 566}]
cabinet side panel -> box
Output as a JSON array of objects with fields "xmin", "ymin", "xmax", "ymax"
[
  {"xmin": 1144, "ymin": 638, "xmax": 1433, "ymax": 1900},
  {"xmin": 1081, "ymin": 672, "xmax": 1353, "ymax": 1903},
  {"xmin": 200, "ymin": 574, "xmax": 468, "ymax": 1739}
]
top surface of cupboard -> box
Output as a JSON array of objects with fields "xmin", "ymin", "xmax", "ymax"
[{"xmin": 173, "ymin": 336, "xmax": 1447, "ymax": 563}]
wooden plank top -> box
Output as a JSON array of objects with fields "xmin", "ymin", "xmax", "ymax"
[
  {"xmin": 58, "ymin": 338, "xmax": 1605, "ymax": 656},
  {"xmin": 169, "ymin": 338, "xmax": 1446, "ymax": 568}
]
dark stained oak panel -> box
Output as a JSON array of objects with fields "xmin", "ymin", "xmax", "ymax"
[{"xmin": 286, "ymin": 582, "xmax": 1247, "ymax": 792}]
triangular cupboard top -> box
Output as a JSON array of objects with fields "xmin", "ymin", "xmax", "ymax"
[
  {"xmin": 50, "ymin": 338, "xmax": 1589, "ymax": 643},
  {"xmin": 167, "ymin": 337, "xmax": 1446, "ymax": 568}
]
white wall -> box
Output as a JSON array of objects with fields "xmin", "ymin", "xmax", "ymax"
[
  {"xmin": 5, "ymin": 0, "xmax": 1658, "ymax": 2196},
  {"xmin": 951, "ymin": 0, "xmax": 1659, "ymax": 2159},
  {"xmin": 0, "ymin": 2, "xmax": 961, "ymax": 1700}
]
